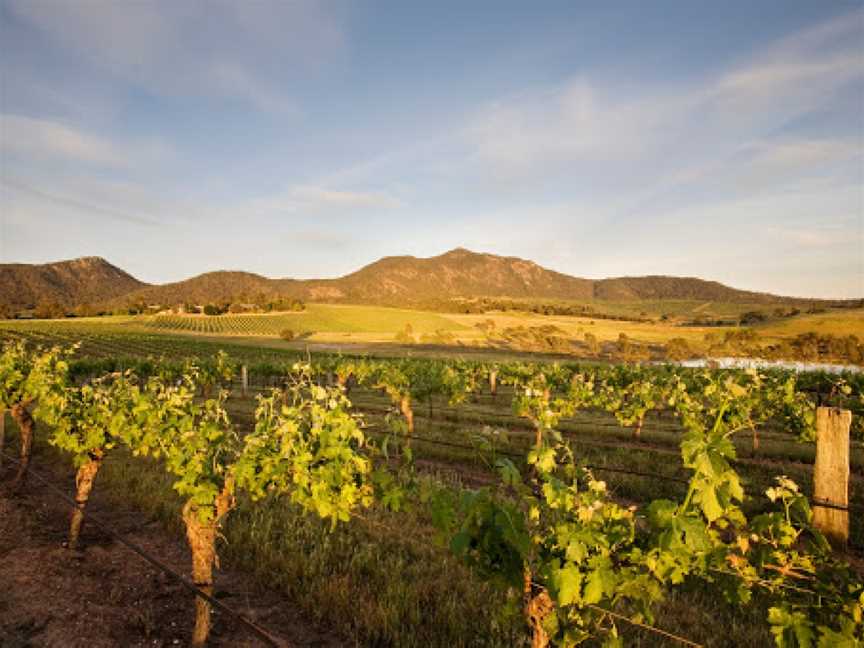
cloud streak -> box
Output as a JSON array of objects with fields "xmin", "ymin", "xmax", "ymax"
[
  {"xmin": 0, "ymin": 113, "xmax": 173, "ymax": 169},
  {"xmin": 4, "ymin": 0, "xmax": 345, "ymax": 113},
  {"xmin": 0, "ymin": 176, "xmax": 164, "ymax": 226},
  {"xmin": 1, "ymin": 114, "xmax": 123, "ymax": 166},
  {"xmin": 464, "ymin": 7, "xmax": 864, "ymax": 192}
]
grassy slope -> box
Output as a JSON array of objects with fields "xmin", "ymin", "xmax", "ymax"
[
  {"xmin": 445, "ymin": 311, "xmax": 722, "ymax": 345},
  {"xmin": 753, "ymin": 308, "xmax": 864, "ymax": 340},
  {"xmin": 500, "ymin": 298, "xmax": 776, "ymax": 320},
  {"xmin": 1, "ymin": 304, "xmax": 861, "ymax": 356},
  {"xmin": 270, "ymin": 303, "xmax": 468, "ymax": 334}
]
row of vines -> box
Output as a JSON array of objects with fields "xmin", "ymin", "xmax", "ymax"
[
  {"xmin": 145, "ymin": 313, "xmax": 306, "ymax": 336},
  {"xmin": 1, "ymin": 340, "xmax": 862, "ymax": 647}
]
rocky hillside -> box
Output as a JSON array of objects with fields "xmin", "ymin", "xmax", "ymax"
[
  {"xmin": 121, "ymin": 271, "xmax": 300, "ymax": 306},
  {"xmin": 283, "ymin": 248, "xmax": 838, "ymax": 306},
  {"xmin": 0, "ymin": 257, "xmax": 147, "ymax": 314},
  {"xmin": 296, "ymin": 248, "xmax": 596, "ymax": 303},
  {"xmin": 592, "ymin": 275, "xmax": 785, "ymax": 303}
]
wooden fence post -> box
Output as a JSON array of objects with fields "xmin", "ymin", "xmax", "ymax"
[
  {"xmin": 813, "ymin": 406, "xmax": 851, "ymax": 547},
  {"xmin": 241, "ymin": 365, "xmax": 248, "ymax": 398}
]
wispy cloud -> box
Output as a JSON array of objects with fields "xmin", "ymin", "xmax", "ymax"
[
  {"xmin": 219, "ymin": 185, "xmax": 404, "ymax": 219},
  {"xmin": 463, "ymin": 7, "xmax": 864, "ymax": 189},
  {"xmin": 767, "ymin": 224, "xmax": 859, "ymax": 249},
  {"xmin": 4, "ymin": 0, "xmax": 345, "ymax": 113},
  {"xmin": 0, "ymin": 177, "xmax": 162, "ymax": 227},
  {"xmin": 1, "ymin": 114, "xmax": 123, "ymax": 166},
  {"xmin": 0, "ymin": 113, "xmax": 172, "ymax": 168},
  {"xmin": 287, "ymin": 186, "xmax": 402, "ymax": 210},
  {"xmin": 208, "ymin": 63, "xmax": 301, "ymax": 115}
]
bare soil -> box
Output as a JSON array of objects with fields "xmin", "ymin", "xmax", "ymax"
[{"xmin": 0, "ymin": 461, "xmax": 345, "ymax": 648}]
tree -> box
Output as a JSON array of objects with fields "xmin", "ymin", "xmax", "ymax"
[
  {"xmin": 615, "ymin": 333, "xmax": 632, "ymax": 361},
  {"xmin": 34, "ymin": 300, "xmax": 66, "ymax": 319},
  {"xmin": 740, "ymin": 310, "xmax": 767, "ymax": 325},
  {"xmin": 395, "ymin": 323, "xmax": 416, "ymax": 344},
  {"xmin": 583, "ymin": 332, "xmax": 599, "ymax": 356},
  {"xmin": 665, "ymin": 338, "xmax": 692, "ymax": 361}
]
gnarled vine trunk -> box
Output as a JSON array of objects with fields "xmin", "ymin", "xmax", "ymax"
[
  {"xmin": 68, "ymin": 451, "xmax": 104, "ymax": 550},
  {"xmin": 182, "ymin": 479, "xmax": 235, "ymax": 647},
  {"xmin": 524, "ymin": 567, "xmax": 553, "ymax": 648},
  {"xmin": 9, "ymin": 402, "xmax": 35, "ymax": 493},
  {"xmin": 400, "ymin": 395, "xmax": 414, "ymax": 449},
  {"xmin": 337, "ymin": 374, "xmax": 351, "ymax": 397},
  {"xmin": 633, "ymin": 414, "xmax": 644, "ymax": 440},
  {"xmin": 533, "ymin": 388, "xmax": 552, "ymax": 451}
]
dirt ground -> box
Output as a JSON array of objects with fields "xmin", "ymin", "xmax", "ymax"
[{"xmin": 0, "ymin": 462, "xmax": 345, "ymax": 648}]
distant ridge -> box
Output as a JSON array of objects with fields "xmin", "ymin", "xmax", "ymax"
[
  {"xmin": 0, "ymin": 248, "xmax": 857, "ymax": 315},
  {"xmin": 0, "ymin": 256, "xmax": 147, "ymax": 313}
]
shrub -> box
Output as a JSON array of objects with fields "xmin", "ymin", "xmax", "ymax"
[
  {"xmin": 739, "ymin": 310, "xmax": 767, "ymax": 325},
  {"xmin": 665, "ymin": 337, "xmax": 692, "ymax": 360},
  {"xmin": 394, "ymin": 323, "xmax": 416, "ymax": 345}
]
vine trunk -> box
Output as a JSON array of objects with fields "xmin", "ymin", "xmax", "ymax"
[
  {"xmin": 9, "ymin": 402, "xmax": 35, "ymax": 493},
  {"xmin": 68, "ymin": 451, "xmax": 104, "ymax": 550}
]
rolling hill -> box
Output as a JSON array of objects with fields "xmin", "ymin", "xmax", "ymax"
[
  {"xmin": 0, "ymin": 256, "xmax": 147, "ymax": 314},
  {"xmin": 0, "ymin": 248, "xmax": 858, "ymax": 316}
]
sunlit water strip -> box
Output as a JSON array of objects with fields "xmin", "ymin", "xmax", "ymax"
[{"xmin": 674, "ymin": 357, "xmax": 862, "ymax": 374}]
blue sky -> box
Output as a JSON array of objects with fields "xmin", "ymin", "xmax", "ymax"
[{"xmin": 0, "ymin": 1, "xmax": 861, "ymax": 298}]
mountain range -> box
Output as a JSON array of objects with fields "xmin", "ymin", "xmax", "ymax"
[{"xmin": 0, "ymin": 248, "xmax": 856, "ymax": 315}]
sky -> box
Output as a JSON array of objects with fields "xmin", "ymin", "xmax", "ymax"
[{"xmin": 0, "ymin": 1, "xmax": 862, "ymax": 298}]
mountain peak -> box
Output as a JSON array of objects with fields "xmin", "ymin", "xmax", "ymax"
[
  {"xmin": 69, "ymin": 255, "xmax": 111, "ymax": 266},
  {"xmin": 441, "ymin": 246, "xmax": 474, "ymax": 256}
]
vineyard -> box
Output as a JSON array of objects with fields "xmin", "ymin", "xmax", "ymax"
[
  {"xmin": 142, "ymin": 304, "xmax": 467, "ymax": 338},
  {"xmin": 145, "ymin": 313, "xmax": 308, "ymax": 336},
  {"xmin": 1, "ymin": 335, "xmax": 863, "ymax": 647}
]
